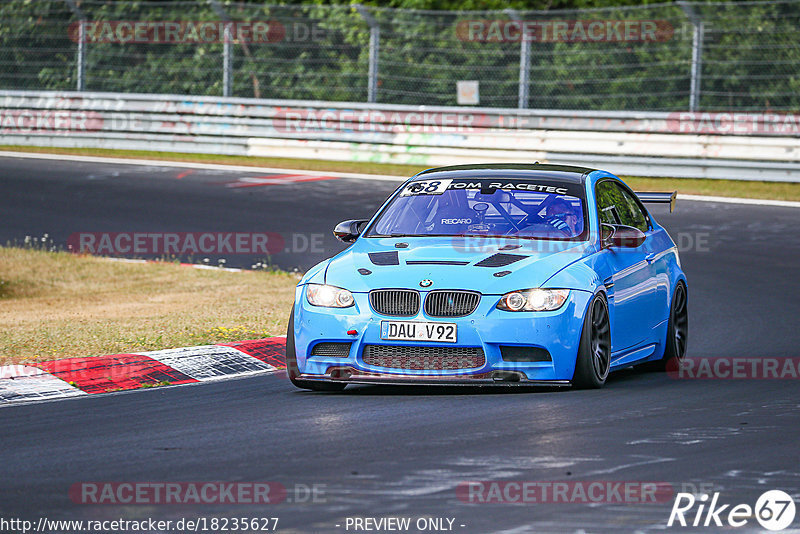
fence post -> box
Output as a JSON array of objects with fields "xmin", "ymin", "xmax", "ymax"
[
  {"xmin": 209, "ymin": 0, "xmax": 233, "ymax": 97},
  {"xmin": 64, "ymin": 0, "xmax": 86, "ymax": 91},
  {"xmin": 223, "ymin": 24, "xmax": 233, "ymax": 97},
  {"xmin": 505, "ymin": 9, "xmax": 530, "ymax": 109},
  {"xmin": 678, "ymin": 1, "xmax": 704, "ymax": 112},
  {"xmin": 355, "ymin": 4, "xmax": 379, "ymax": 104}
]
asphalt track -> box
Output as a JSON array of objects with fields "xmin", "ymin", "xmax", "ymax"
[{"xmin": 1, "ymin": 155, "xmax": 799, "ymax": 533}]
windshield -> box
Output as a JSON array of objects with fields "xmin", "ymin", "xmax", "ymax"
[{"xmin": 367, "ymin": 178, "xmax": 587, "ymax": 240}]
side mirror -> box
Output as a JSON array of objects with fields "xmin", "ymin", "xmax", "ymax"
[
  {"xmin": 333, "ymin": 219, "xmax": 369, "ymax": 243},
  {"xmin": 602, "ymin": 223, "xmax": 646, "ymax": 248}
]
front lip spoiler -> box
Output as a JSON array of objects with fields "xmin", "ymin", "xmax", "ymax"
[{"xmin": 298, "ymin": 372, "xmax": 572, "ymax": 388}]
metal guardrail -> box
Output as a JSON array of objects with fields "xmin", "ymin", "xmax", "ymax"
[{"xmin": 2, "ymin": 90, "xmax": 800, "ymax": 182}]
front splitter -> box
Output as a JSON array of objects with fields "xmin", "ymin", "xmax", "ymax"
[{"xmin": 298, "ymin": 371, "xmax": 571, "ymax": 388}]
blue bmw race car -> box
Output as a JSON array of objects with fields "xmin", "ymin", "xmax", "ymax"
[{"xmin": 286, "ymin": 163, "xmax": 688, "ymax": 390}]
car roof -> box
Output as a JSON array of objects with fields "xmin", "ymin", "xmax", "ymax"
[{"xmin": 414, "ymin": 163, "xmax": 597, "ymax": 184}]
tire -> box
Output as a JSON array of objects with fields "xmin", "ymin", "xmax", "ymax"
[
  {"xmin": 285, "ymin": 309, "xmax": 346, "ymax": 392},
  {"xmin": 572, "ymin": 294, "xmax": 611, "ymax": 389},
  {"xmin": 642, "ymin": 281, "xmax": 688, "ymax": 372}
]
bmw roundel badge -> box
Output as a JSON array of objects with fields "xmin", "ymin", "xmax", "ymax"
[{"xmin": 419, "ymin": 279, "xmax": 433, "ymax": 288}]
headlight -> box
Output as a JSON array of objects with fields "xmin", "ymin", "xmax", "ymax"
[
  {"xmin": 306, "ymin": 284, "xmax": 355, "ymax": 308},
  {"xmin": 496, "ymin": 288, "xmax": 570, "ymax": 312}
]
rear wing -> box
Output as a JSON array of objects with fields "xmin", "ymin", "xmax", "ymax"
[{"xmin": 635, "ymin": 191, "xmax": 677, "ymax": 213}]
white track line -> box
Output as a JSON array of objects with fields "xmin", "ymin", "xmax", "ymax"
[
  {"xmin": 679, "ymin": 193, "xmax": 800, "ymax": 208},
  {"xmin": 102, "ymin": 257, "xmax": 244, "ymax": 273},
  {"xmin": 0, "ymin": 150, "xmax": 405, "ymax": 182},
  {"xmin": 2, "ymin": 150, "xmax": 798, "ymax": 208}
]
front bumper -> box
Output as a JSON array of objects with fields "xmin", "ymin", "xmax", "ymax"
[{"xmin": 292, "ymin": 285, "xmax": 593, "ymax": 384}]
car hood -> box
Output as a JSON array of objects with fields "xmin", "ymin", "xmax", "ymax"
[{"xmin": 321, "ymin": 237, "xmax": 594, "ymax": 294}]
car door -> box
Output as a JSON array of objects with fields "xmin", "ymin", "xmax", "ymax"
[{"xmin": 595, "ymin": 180, "xmax": 662, "ymax": 353}]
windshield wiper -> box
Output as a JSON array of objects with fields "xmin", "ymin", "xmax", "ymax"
[
  {"xmin": 368, "ymin": 233, "xmax": 455, "ymax": 238},
  {"xmin": 368, "ymin": 233, "xmax": 573, "ymax": 241},
  {"xmin": 367, "ymin": 233, "xmax": 416, "ymax": 238}
]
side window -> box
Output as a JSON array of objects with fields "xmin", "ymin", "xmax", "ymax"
[
  {"xmin": 617, "ymin": 188, "xmax": 649, "ymax": 232},
  {"xmin": 596, "ymin": 181, "xmax": 623, "ymax": 225},
  {"xmin": 596, "ymin": 180, "xmax": 649, "ymax": 232}
]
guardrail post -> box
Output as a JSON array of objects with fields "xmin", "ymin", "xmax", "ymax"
[
  {"xmin": 505, "ymin": 9, "xmax": 530, "ymax": 109},
  {"xmin": 64, "ymin": 0, "xmax": 86, "ymax": 91},
  {"xmin": 678, "ymin": 1, "xmax": 704, "ymax": 112},
  {"xmin": 356, "ymin": 4, "xmax": 379, "ymax": 104},
  {"xmin": 209, "ymin": 0, "xmax": 233, "ymax": 97}
]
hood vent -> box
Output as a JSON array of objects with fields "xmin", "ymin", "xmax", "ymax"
[
  {"xmin": 406, "ymin": 260, "xmax": 470, "ymax": 266},
  {"xmin": 474, "ymin": 253, "xmax": 528, "ymax": 268},
  {"xmin": 368, "ymin": 251, "xmax": 399, "ymax": 266}
]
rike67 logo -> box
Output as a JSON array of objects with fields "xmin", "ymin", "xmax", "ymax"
[{"xmin": 668, "ymin": 490, "xmax": 796, "ymax": 530}]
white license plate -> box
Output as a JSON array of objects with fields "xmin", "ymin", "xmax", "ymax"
[{"xmin": 380, "ymin": 321, "xmax": 457, "ymax": 343}]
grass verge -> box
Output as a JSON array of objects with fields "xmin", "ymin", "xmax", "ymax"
[
  {"xmin": 0, "ymin": 247, "xmax": 296, "ymax": 365},
  {"xmin": 2, "ymin": 145, "xmax": 800, "ymax": 201}
]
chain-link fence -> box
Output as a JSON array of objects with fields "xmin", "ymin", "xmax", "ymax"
[{"xmin": 1, "ymin": 0, "xmax": 799, "ymax": 111}]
